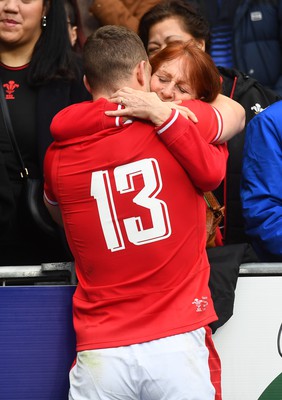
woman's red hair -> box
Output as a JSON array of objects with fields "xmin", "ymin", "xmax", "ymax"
[{"xmin": 150, "ymin": 40, "xmax": 221, "ymax": 102}]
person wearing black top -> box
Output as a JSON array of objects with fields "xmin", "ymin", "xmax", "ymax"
[{"xmin": 0, "ymin": 0, "xmax": 90, "ymax": 266}]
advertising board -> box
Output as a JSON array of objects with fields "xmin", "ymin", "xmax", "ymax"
[{"xmin": 213, "ymin": 273, "xmax": 282, "ymax": 399}]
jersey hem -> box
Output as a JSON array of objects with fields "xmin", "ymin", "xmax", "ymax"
[{"xmin": 75, "ymin": 315, "xmax": 218, "ymax": 351}]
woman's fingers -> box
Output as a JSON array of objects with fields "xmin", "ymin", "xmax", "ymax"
[{"xmin": 107, "ymin": 88, "xmax": 198, "ymax": 124}]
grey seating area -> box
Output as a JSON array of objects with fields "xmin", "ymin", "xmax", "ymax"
[
  {"xmin": 239, "ymin": 262, "xmax": 282, "ymax": 275},
  {"xmin": 0, "ymin": 262, "xmax": 77, "ymax": 286}
]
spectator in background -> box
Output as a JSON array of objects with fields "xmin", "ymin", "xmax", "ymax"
[
  {"xmin": 65, "ymin": 0, "xmax": 86, "ymax": 53},
  {"xmin": 139, "ymin": 0, "xmax": 281, "ymax": 253},
  {"xmin": 44, "ymin": 25, "xmax": 228, "ymax": 399},
  {"xmin": 107, "ymin": 41, "xmax": 245, "ymax": 145},
  {"xmin": 186, "ymin": 0, "xmax": 241, "ymax": 68},
  {"xmin": 88, "ymin": 0, "xmax": 161, "ymax": 32},
  {"xmin": 77, "ymin": 0, "xmax": 100, "ymax": 38},
  {"xmin": 0, "ymin": 0, "xmax": 90, "ymax": 266},
  {"xmin": 241, "ymin": 100, "xmax": 282, "ymax": 262},
  {"xmin": 187, "ymin": 0, "xmax": 282, "ymax": 96}
]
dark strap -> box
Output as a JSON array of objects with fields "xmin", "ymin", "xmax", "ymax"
[{"xmin": 0, "ymin": 79, "xmax": 28, "ymax": 178}]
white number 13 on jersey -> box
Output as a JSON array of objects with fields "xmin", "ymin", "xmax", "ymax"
[{"xmin": 91, "ymin": 158, "xmax": 171, "ymax": 252}]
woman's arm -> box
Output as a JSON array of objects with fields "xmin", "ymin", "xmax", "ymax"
[
  {"xmin": 211, "ymin": 94, "xmax": 245, "ymax": 143},
  {"xmin": 106, "ymin": 88, "xmax": 198, "ymax": 124}
]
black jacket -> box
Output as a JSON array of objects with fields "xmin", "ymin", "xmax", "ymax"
[
  {"xmin": 215, "ymin": 66, "xmax": 282, "ymax": 245},
  {"xmin": 0, "ymin": 150, "xmax": 16, "ymax": 235},
  {"xmin": 233, "ymin": 0, "xmax": 282, "ymax": 96},
  {"xmin": 190, "ymin": 0, "xmax": 282, "ymax": 95},
  {"xmin": 0, "ymin": 70, "xmax": 91, "ymax": 265},
  {"xmin": 206, "ymin": 68, "xmax": 281, "ymax": 333}
]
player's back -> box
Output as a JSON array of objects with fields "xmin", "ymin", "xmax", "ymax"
[{"xmin": 44, "ymin": 99, "xmax": 216, "ymax": 350}]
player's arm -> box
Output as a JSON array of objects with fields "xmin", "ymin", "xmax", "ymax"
[
  {"xmin": 106, "ymin": 89, "xmax": 228, "ymax": 191},
  {"xmin": 105, "ymin": 87, "xmax": 245, "ymax": 143},
  {"xmin": 43, "ymin": 146, "xmax": 64, "ymax": 227},
  {"xmin": 43, "ymin": 195, "xmax": 63, "ymax": 227},
  {"xmin": 155, "ymin": 108, "xmax": 228, "ymax": 191}
]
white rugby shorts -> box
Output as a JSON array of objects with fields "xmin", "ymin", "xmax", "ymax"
[{"xmin": 69, "ymin": 326, "xmax": 221, "ymax": 400}]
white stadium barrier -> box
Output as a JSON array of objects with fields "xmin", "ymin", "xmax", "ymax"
[
  {"xmin": 1, "ymin": 262, "xmax": 282, "ymax": 399},
  {"xmin": 213, "ymin": 263, "xmax": 282, "ymax": 400}
]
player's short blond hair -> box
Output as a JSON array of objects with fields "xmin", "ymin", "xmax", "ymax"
[{"xmin": 83, "ymin": 25, "xmax": 149, "ymax": 91}]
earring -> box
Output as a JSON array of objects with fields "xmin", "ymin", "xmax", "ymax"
[{"xmin": 42, "ymin": 15, "xmax": 47, "ymax": 27}]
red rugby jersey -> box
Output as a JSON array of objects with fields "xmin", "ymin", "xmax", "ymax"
[{"xmin": 44, "ymin": 98, "xmax": 227, "ymax": 351}]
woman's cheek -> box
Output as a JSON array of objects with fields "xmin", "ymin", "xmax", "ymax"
[{"xmin": 150, "ymin": 76, "xmax": 161, "ymax": 96}]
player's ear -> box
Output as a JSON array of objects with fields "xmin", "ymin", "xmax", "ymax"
[
  {"xmin": 136, "ymin": 60, "xmax": 151, "ymax": 90},
  {"xmin": 83, "ymin": 75, "xmax": 91, "ymax": 94}
]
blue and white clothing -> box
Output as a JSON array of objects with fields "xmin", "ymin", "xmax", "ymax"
[{"xmin": 241, "ymin": 100, "xmax": 282, "ymax": 261}]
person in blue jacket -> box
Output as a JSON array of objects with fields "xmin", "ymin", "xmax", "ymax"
[
  {"xmin": 233, "ymin": 0, "xmax": 282, "ymax": 96},
  {"xmin": 241, "ymin": 100, "xmax": 282, "ymax": 261},
  {"xmin": 188, "ymin": 0, "xmax": 282, "ymax": 96}
]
